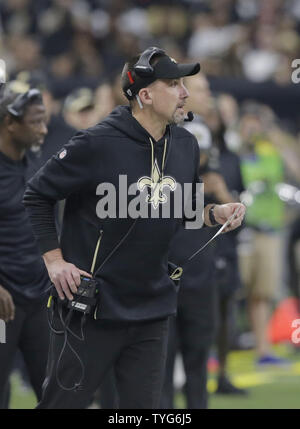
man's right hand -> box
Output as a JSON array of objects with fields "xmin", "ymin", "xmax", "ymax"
[
  {"xmin": 0, "ymin": 285, "xmax": 15, "ymax": 322},
  {"xmin": 43, "ymin": 249, "xmax": 92, "ymax": 301}
]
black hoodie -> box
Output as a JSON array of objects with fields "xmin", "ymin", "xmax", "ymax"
[
  {"xmin": 23, "ymin": 106, "xmax": 201, "ymax": 321},
  {"xmin": 0, "ymin": 150, "xmax": 50, "ymax": 305}
]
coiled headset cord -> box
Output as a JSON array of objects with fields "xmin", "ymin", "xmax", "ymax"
[{"xmin": 47, "ymin": 287, "xmax": 87, "ymax": 392}]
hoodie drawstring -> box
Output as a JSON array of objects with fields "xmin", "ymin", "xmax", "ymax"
[{"xmin": 149, "ymin": 137, "xmax": 168, "ymax": 181}]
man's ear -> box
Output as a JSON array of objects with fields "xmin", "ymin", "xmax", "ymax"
[
  {"xmin": 4, "ymin": 114, "xmax": 18, "ymax": 133},
  {"xmin": 138, "ymin": 88, "xmax": 152, "ymax": 106}
]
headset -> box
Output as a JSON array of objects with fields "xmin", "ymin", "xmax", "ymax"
[
  {"xmin": 7, "ymin": 88, "xmax": 42, "ymax": 117},
  {"xmin": 133, "ymin": 46, "xmax": 166, "ymax": 77},
  {"xmin": 124, "ymin": 47, "xmax": 166, "ymax": 102}
]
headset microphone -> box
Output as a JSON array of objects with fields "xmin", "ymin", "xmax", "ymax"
[{"xmin": 184, "ymin": 111, "xmax": 194, "ymax": 122}]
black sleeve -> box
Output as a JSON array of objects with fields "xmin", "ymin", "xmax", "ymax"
[{"xmin": 23, "ymin": 131, "xmax": 94, "ymax": 254}]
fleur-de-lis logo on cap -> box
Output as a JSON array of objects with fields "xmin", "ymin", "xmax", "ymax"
[{"xmin": 137, "ymin": 161, "xmax": 177, "ymax": 209}]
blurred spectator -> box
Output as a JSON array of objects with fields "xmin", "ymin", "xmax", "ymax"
[
  {"xmin": 0, "ymin": 0, "xmax": 37, "ymax": 36},
  {"xmin": 241, "ymin": 24, "xmax": 281, "ymax": 83},
  {"xmin": 63, "ymin": 87, "xmax": 97, "ymax": 130},
  {"xmin": 72, "ymin": 32, "xmax": 104, "ymax": 79},
  {"xmin": 238, "ymin": 102, "xmax": 288, "ymax": 366},
  {"xmin": 188, "ymin": 9, "xmax": 242, "ymax": 60},
  {"xmin": 63, "ymin": 83, "xmax": 115, "ymax": 131},
  {"xmin": 147, "ymin": 3, "xmax": 188, "ymax": 41},
  {"xmin": 0, "ymin": 0, "xmax": 300, "ymax": 127},
  {"xmin": 7, "ymin": 35, "xmax": 42, "ymax": 75},
  {"xmin": 217, "ymin": 93, "xmax": 242, "ymax": 152},
  {"xmin": 37, "ymin": 1, "xmax": 74, "ymax": 57},
  {"xmin": 205, "ymin": 102, "xmax": 247, "ymax": 395}
]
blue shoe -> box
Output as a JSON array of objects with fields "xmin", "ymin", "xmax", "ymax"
[{"xmin": 256, "ymin": 355, "xmax": 291, "ymax": 367}]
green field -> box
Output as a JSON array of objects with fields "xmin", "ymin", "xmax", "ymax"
[
  {"xmin": 9, "ymin": 344, "xmax": 300, "ymax": 409},
  {"xmin": 176, "ymin": 345, "xmax": 300, "ymax": 409}
]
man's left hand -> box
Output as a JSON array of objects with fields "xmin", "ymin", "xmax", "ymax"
[{"xmin": 213, "ymin": 203, "xmax": 246, "ymax": 233}]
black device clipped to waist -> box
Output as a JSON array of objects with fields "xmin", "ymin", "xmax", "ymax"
[
  {"xmin": 49, "ymin": 230, "xmax": 103, "ymax": 315},
  {"xmin": 49, "ymin": 276, "xmax": 98, "ymax": 315},
  {"xmin": 67, "ymin": 276, "xmax": 99, "ymax": 314}
]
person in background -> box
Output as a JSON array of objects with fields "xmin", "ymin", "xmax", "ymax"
[
  {"xmin": 161, "ymin": 72, "xmax": 243, "ymax": 408},
  {"xmin": 63, "ymin": 84, "xmax": 115, "ymax": 131},
  {"xmin": 3, "ymin": 72, "xmax": 76, "ymax": 400},
  {"xmin": 238, "ymin": 102, "xmax": 288, "ymax": 366},
  {"xmin": 0, "ymin": 86, "xmax": 50, "ymax": 408},
  {"xmin": 206, "ymin": 101, "xmax": 247, "ymax": 395},
  {"xmin": 62, "ymin": 87, "xmax": 98, "ymax": 131},
  {"xmin": 9, "ymin": 70, "xmax": 76, "ymax": 166}
]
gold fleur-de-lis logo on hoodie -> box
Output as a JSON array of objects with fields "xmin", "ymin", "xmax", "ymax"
[{"xmin": 137, "ymin": 160, "xmax": 177, "ymax": 209}]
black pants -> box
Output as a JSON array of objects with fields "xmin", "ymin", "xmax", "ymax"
[
  {"xmin": 161, "ymin": 289, "xmax": 215, "ymax": 409},
  {"xmin": 0, "ymin": 297, "xmax": 49, "ymax": 408},
  {"xmin": 95, "ymin": 369, "xmax": 119, "ymax": 408},
  {"xmin": 37, "ymin": 304, "xmax": 169, "ymax": 409}
]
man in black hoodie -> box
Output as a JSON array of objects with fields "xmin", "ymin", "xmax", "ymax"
[{"xmin": 23, "ymin": 47, "xmax": 245, "ymax": 409}]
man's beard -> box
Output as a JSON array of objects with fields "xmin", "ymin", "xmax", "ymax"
[
  {"xmin": 169, "ymin": 108, "xmax": 185, "ymax": 125},
  {"xmin": 13, "ymin": 137, "xmax": 42, "ymax": 156},
  {"xmin": 30, "ymin": 144, "xmax": 42, "ymax": 156}
]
